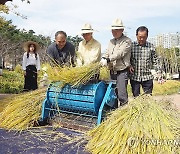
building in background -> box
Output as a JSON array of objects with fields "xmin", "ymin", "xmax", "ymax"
[{"xmin": 148, "ymin": 32, "xmax": 180, "ymax": 48}]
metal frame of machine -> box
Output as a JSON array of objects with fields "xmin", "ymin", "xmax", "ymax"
[{"xmin": 41, "ymin": 81, "xmax": 117, "ymax": 125}]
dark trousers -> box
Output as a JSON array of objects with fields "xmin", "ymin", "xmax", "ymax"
[
  {"xmin": 110, "ymin": 69, "xmax": 128, "ymax": 105},
  {"xmin": 24, "ymin": 65, "xmax": 38, "ymax": 91},
  {"xmin": 130, "ymin": 79, "xmax": 153, "ymax": 97}
]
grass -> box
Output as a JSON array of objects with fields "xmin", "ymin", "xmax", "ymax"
[{"xmin": 127, "ymin": 80, "xmax": 180, "ymax": 96}]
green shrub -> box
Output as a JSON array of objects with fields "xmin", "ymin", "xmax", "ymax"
[
  {"xmin": 0, "ymin": 70, "xmax": 24, "ymax": 94},
  {"xmin": 14, "ymin": 64, "xmax": 23, "ymax": 74}
]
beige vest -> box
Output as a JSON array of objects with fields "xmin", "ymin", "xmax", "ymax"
[{"xmin": 103, "ymin": 35, "xmax": 132, "ymax": 71}]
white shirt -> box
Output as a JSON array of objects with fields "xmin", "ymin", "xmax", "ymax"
[
  {"xmin": 22, "ymin": 52, "xmax": 40, "ymax": 71},
  {"xmin": 76, "ymin": 38, "xmax": 101, "ymax": 66}
]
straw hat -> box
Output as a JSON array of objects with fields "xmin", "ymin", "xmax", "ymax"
[
  {"xmin": 110, "ymin": 18, "xmax": 125, "ymax": 30},
  {"xmin": 23, "ymin": 41, "xmax": 40, "ymax": 52},
  {"xmin": 80, "ymin": 23, "xmax": 95, "ymax": 34}
]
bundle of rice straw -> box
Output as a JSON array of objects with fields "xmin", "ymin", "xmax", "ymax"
[
  {"xmin": 86, "ymin": 95, "xmax": 180, "ymax": 154},
  {"xmin": 45, "ymin": 63, "xmax": 101, "ymax": 87},
  {"xmin": 0, "ymin": 88, "xmax": 46, "ymax": 131},
  {"xmin": 0, "ymin": 63, "xmax": 101, "ymax": 131},
  {"xmin": 99, "ymin": 66, "xmax": 110, "ymax": 81}
]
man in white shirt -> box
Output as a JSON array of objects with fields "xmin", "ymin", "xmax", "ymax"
[
  {"xmin": 100, "ymin": 18, "xmax": 132, "ymax": 106},
  {"xmin": 76, "ymin": 23, "xmax": 101, "ymax": 66}
]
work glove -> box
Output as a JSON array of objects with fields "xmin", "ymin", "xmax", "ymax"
[
  {"xmin": 100, "ymin": 57, "xmax": 110, "ymax": 66},
  {"xmin": 100, "ymin": 58, "xmax": 107, "ymax": 66}
]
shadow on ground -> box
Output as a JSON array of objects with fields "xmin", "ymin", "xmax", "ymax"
[{"xmin": 0, "ymin": 126, "xmax": 89, "ymax": 154}]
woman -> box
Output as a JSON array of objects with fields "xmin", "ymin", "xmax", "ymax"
[{"xmin": 22, "ymin": 41, "xmax": 40, "ymax": 91}]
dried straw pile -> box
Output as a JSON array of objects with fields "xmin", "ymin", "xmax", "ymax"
[
  {"xmin": 99, "ymin": 66, "xmax": 110, "ymax": 81},
  {"xmin": 0, "ymin": 88, "xmax": 46, "ymax": 131},
  {"xmin": 0, "ymin": 63, "xmax": 101, "ymax": 131},
  {"xmin": 45, "ymin": 63, "xmax": 101, "ymax": 87},
  {"xmin": 86, "ymin": 95, "xmax": 180, "ymax": 154}
]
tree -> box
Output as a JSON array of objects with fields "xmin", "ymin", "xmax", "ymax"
[
  {"xmin": 0, "ymin": 0, "xmax": 29, "ymax": 18},
  {"xmin": 0, "ymin": 0, "xmax": 30, "ymax": 5},
  {"xmin": 0, "ymin": 0, "xmax": 12, "ymax": 5},
  {"xmin": 0, "ymin": 17, "xmax": 51, "ymax": 68},
  {"xmin": 156, "ymin": 46, "xmax": 179, "ymax": 74},
  {"xmin": 0, "ymin": 4, "xmax": 9, "ymax": 13},
  {"xmin": 0, "ymin": 17, "xmax": 83, "ymax": 68},
  {"xmin": 67, "ymin": 35, "xmax": 82, "ymax": 51}
]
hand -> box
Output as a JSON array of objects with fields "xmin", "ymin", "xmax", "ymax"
[
  {"xmin": 158, "ymin": 77, "xmax": 165, "ymax": 84},
  {"xmin": 100, "ymin": 58, "xmax": 107, "ymax": 66},
  {"xmin": 129, "ymin": 66, "xmax": 134, "ymax": 74}
]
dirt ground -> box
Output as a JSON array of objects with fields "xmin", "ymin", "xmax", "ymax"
[
  {"xmin": 0, "ymin": 93, "xmax": 11, "ymax": 100},
  {"xmin": 153, "ymin": 94, "xmax": 180, "ymax": 109}
]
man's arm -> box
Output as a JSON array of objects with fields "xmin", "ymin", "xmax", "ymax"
[
  {"xmin": 69, "ymin": 44, "xmax": 76, "ymax": 67},
  {"xmin": 46, "ymin": 44, "xmax": 59, "ymax": 65},
  {"xmin": 151, "ymin": 49, "xmax": 158, "ymax": 68},
  {"xmin": 46, "ymin": 45, "xmax": 53, "ymax": 59},
  {"xmin": 109, "ymin": 39, "xmax": 132, "ymax": 62}
]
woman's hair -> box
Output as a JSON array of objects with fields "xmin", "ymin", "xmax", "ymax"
[{"xmin": 27, "ymin": 44, "xmax": 38, "ymax": 60}]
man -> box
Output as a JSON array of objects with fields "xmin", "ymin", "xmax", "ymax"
[
  {"xmin": 47, "ymin": 31, "xmax": 75, "ymax": 67},
  {"xmin": 76, "ymin": 23, "xmax": 101, "ymax": 66},
  {"xmin": 100, "ymin": 18, "xmax": 132, "ymax": 106},
  {"xmin": 129, "ymin": 26, "xmax": 158, "ymax": 97}
]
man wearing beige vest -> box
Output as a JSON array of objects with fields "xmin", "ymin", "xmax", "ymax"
[{"xmin": 101, "ymin": 18, "xmax": 132, "ymax": 106}]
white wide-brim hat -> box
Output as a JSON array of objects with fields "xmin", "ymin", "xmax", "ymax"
[
  {"xmin": 23, "ymin": 41, "xmax": 40, "ymax": 52},
  {"xmin": 110, "ymin": 18, "xmax": 125, "ymax": 30},
  {"xmin": 80, "ymin": 23, "xmax": 96, "ymax": 34}
]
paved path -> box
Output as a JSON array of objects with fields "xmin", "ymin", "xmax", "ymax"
[
  {"xmin": 0, "ymin": 127, "xmax": 89, "ymax": 154},
  {"xmin": 0, "ymin": 94, "xmax": 12, "ymax": 100}
]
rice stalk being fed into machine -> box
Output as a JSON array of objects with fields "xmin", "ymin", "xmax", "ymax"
[
  {"xmin": 0, "ymin": 63, "xmax": 102, "ymax": 131},
  {"xmin": 86, "ymin": 95, "xmax": 180, "ymax": 154},
  {"xmin": 45, "ymin": 62, "xmax": 101, "ymax": 87}
]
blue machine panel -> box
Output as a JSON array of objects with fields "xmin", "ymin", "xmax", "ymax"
[
  {"xmin": 41, "ymin": 81, "xmax": 117, "ymax": 125},
  {"xmin": 47, "ymin": 81, "xmax": 107, "ymax": 115}
]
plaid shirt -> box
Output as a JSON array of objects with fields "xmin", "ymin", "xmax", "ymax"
[{"xmin": 130, "ymin": 41, "xmax": 158, "ymax": 81}]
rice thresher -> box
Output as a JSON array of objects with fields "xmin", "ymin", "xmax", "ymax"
[{"xmin": 41, "ymin": 81, "xmax": 117, "ymax": 128}]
